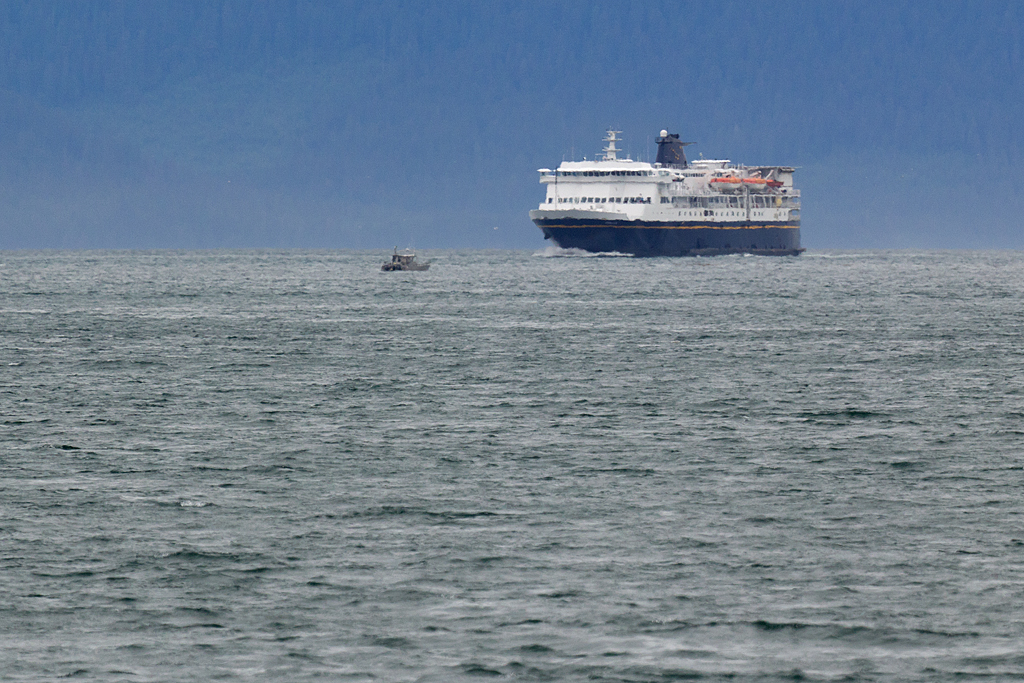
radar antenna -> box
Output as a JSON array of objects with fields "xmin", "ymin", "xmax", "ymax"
[{"xmin": 602, "ymin": 129, "xmax": 622, "ymax": 161}]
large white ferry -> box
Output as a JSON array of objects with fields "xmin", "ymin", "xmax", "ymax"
[{"xmin": 529, "ymin": 130, "xmax": 802, "ymax": 256}]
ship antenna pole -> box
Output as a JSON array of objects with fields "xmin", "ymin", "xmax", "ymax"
[{"xmin": 602, "ymin": 129, "xmax": 622, "ymax": 162}]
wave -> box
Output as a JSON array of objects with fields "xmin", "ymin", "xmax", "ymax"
[{"xmin": 533, "ymin": 246, "xmax": 632, "ymax": 258}]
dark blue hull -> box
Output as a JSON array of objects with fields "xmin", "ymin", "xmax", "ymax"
[{"xmin": 533, "ymin": 218, "xmax": 802, "ymax": 257}]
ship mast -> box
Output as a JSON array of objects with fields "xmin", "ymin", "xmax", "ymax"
[{"xmin": 602, "ymin": 129, "xmax": 622, "ymax": 161}]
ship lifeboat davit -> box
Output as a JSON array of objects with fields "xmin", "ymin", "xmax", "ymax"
[
  {"xmin": 709, "ymin": 176, "xmax": 742, "ymax": 192},
  {"xmin": 742, "ymin": 177, "xmax": 769, "ymax": 192}
]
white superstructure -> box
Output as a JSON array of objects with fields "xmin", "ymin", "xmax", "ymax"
[{"xmin": 534, "ymin": 130, "xmax": 800, "ymax": 225}]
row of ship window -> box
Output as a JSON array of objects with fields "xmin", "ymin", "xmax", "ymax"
[
  {"xmin": 556, "ymin": 170, "xmax": 654, "ymax": 177},
  {"xmin": 665, "ymin": 195, "xmax": 798, "ymax": 208},
  {"xmin": 549, "ymin": 195, "xmax": 797, "ymax": 207},
  {"xmin": 551, "ymin": 197, "xmax": 653, "ymax": 204}
]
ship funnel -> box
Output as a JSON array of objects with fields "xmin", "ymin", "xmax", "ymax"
[{"xmin": 655, "ymin": 132, "xmax": 695, "ymax": 169}]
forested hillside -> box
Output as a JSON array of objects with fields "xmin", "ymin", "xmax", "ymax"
[{"xmin": 1, "ymin": 1, "xmax": 1021, "ymax": 249}]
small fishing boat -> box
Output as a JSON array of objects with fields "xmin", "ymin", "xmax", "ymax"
[{"xmin": 382, "ymin": 248, "xmax": 430, "ymax": 271}]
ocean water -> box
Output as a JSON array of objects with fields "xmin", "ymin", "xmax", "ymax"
[{"xmin": 2, "ymin": 248, "xmax": 1024, "ymax": 682}]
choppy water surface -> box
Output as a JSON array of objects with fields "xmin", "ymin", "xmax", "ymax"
[{"xmin": 3, "ymin": 249, "xmax": 1024, "ymax": 682}]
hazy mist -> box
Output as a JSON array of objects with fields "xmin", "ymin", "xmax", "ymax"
[{"xmin": 0, "ymin": 1, "xmax": 1021, "ymax": 250}]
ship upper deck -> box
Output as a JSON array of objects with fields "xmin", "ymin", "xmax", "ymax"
[{"xmin": 532, "ymin": 129, "xmax": 801, "ymax": 225}]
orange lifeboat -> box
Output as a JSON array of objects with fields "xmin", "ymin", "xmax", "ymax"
[
  {"xmin": 709, "ymin": 176, "xmax": 742, "ymax": 192},
  {"xmin": 742, "ymin": 177, "xmax": 768, "ymax": 192}
]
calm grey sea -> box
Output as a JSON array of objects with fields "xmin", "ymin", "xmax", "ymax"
[{"xmin": 3, "ymin": 249, "xmax": 1024, "ymax": 682}]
